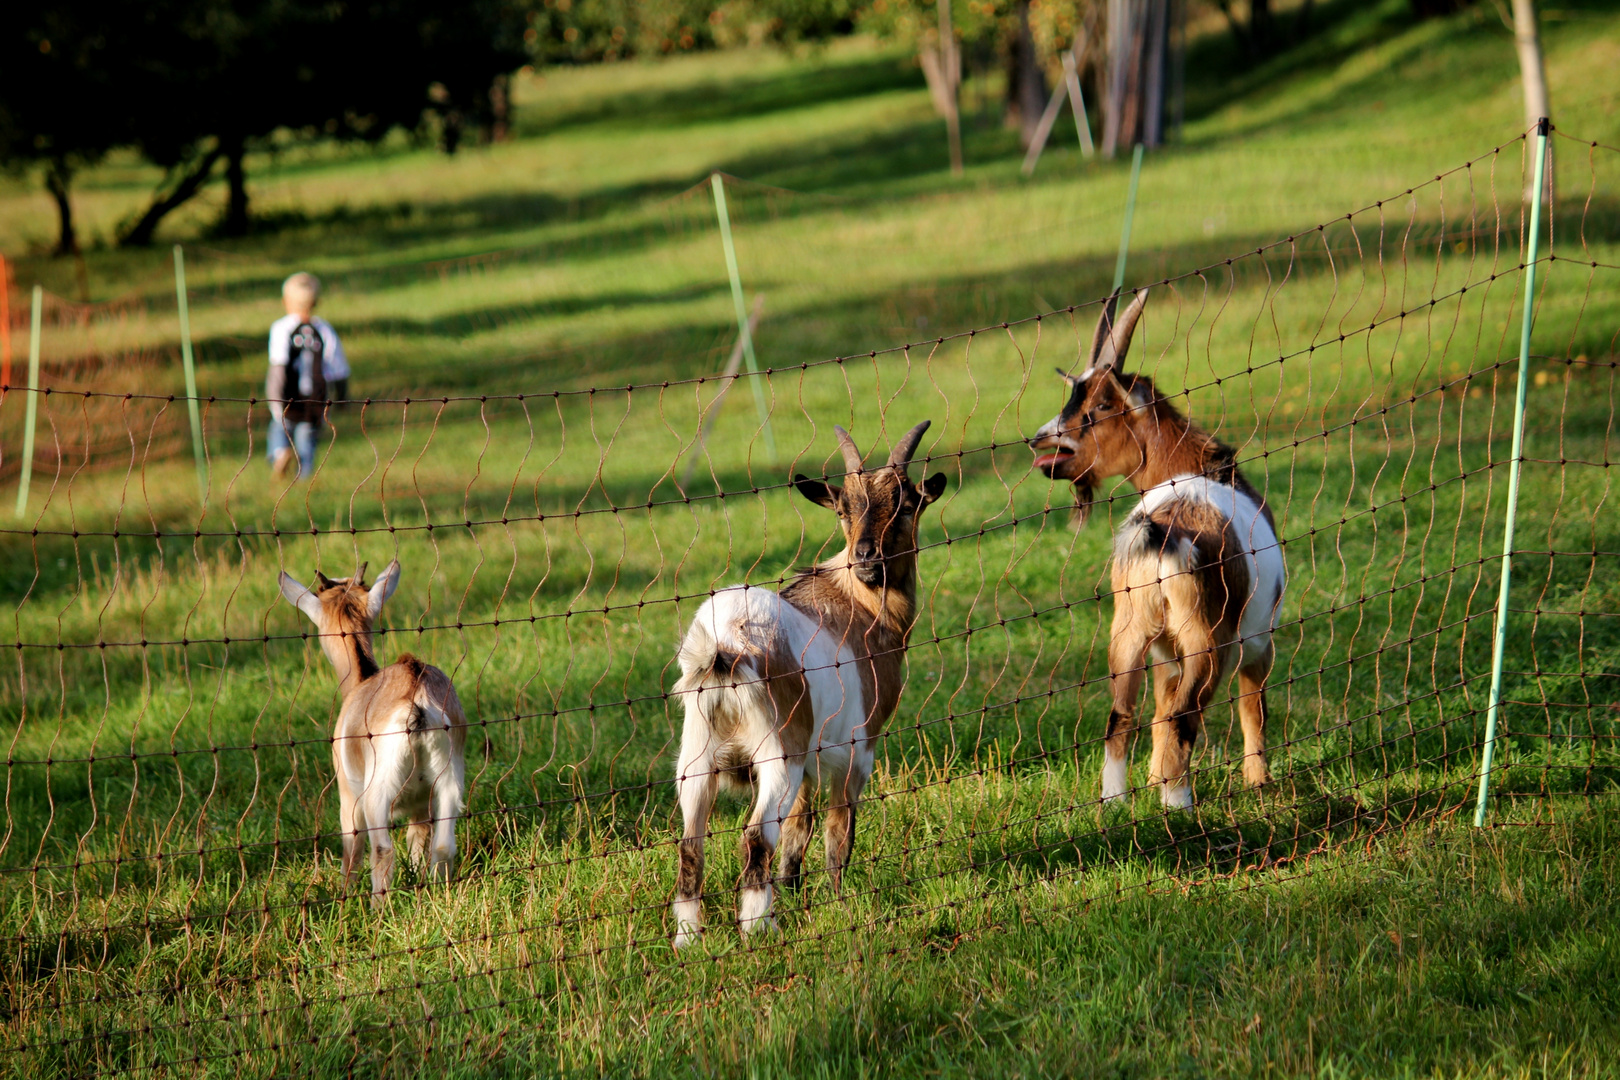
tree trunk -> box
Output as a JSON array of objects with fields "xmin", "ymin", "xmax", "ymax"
[
  {"xmin": 938, "ymin": 0, "xmax": 963, "ymax": 174},
  {"xmin": 441, "ymin": 110, "xmax": 464, "ymax": 155},
  {"xmin": 222, "ymin": 135, "xmax": 250, "ymax": 237},
  {"xmin": 1511, "ymin": 0, "xmax": 1551, "ymax": 204},
  {"xmin": 488, "ymin": 74, "xmax": 510, "ymax": 143},
  {"xmin": 119, "ymin": 146, "xmax": 223, "ymax": 248},
  {"xmin": 1511, "ymin": 0, "xmax": 1549, "ymax": 129},
  {"xmin": 1006, "ymin": 1, "xmax": 1047, "ymax": 148},
  {"xmin": 1141, "ymin": 0, "xmax": 1169, "ymax": 148},
  {"xmin": 1251, "ymin": 0, "xmax": 1273, "ymax": 55},
  {"xmin": 1104, "ymin": 0, "xmax": 1170, "ymax": 156},
  {"xmin": 1216, "ymin": 0, "xmax": 1274, "ymax": 60},
  {"xmin": 45, "ymin": 160, "xmax": 77, "ymax": 257}
]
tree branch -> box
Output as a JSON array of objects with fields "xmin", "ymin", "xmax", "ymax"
[{"xmin": 118, "ymin": 144, "xmax": 224, "ymax": 248}]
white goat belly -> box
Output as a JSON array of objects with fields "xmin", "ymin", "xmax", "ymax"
[
  {"xmin": 1134, "ymin": 474, "xmax": 1287, "ymax": 655},
  {"xmin": 693, "ymin": 586, "xmax": 868, "ymax": 769}
]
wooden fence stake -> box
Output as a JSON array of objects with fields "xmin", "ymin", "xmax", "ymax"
[
  {"xmin": 15, "ymin": 286, "xmax": 41, "ymax": 518},
  {"xmin": 1020, "ymin": 80, "xmax": 1071, "ymax": 177},
  {"xmin": 173, "ymin": 245, "xmax": 209, "ymax": 504},
  {"xmin": 1023, "ymin": 38, "xmax": 1094, "ymax": 176},
  {"xmin": 1064, "ymin": 51, "xmax": 1095, "ymax": 157}
]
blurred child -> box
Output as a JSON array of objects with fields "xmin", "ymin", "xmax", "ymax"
[{"xmin": 266, "ymin": 272, "xmax": 350, "ymax": 480}]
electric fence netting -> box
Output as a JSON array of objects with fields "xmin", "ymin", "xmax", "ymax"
[{"xmin": 1, "ymin": 126, "xmax": 1617, "ymax": 1076}]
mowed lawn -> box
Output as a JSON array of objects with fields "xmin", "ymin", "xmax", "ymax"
[{"xmin": 2, "ymin": 1, "xmax": 1619, "ymax": 1076}]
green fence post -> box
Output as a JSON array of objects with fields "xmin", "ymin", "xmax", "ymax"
[
  {"xmin": 14, "ymin": 286, "xmax": 41, "ymax": 518},
  {"xmin": 710, "ymin": 174, "xmax": 776, "ymax": 461},
  {"xmin": 1474, "ymin": 117, "xmax": 1551, "ymax": 828},
  {"xmin": 1112, "ymin": 143, "xmax": 1145, "ymax": 292},
  {"xmin": 173, "ymin": 245, "xmax": 209, "ymax": 504}
]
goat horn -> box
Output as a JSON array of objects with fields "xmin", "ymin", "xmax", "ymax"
[
  {"xmin": 355, "ymin": 561, "xmax": 368, "ymax": 585},
  {"xmin": 1091, "ymin": 288, "xmax": 1149, "ymax": 373},
  {"xmin": 886, "ymin": 420, "xmax": 931, "ymax": 469},
  {"xmin": 833, "ymin": 425, "xmax": 865, "ymax": 474}
]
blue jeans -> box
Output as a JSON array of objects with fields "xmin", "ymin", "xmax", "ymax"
[{"xmin": 267, "ymin": 418, "xmax": 319, "ymax": 480}]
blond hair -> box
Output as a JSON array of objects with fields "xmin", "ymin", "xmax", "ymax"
[{"xmin": 282, "ymin": 272, "xmax": 321, "ymax": 312}]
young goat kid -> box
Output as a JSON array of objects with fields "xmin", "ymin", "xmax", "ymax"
[
  {"xmin": 1028, "ymin": 291, "xmax": 1286, "ymax": 809},
  {"xmin": 671, "ymin": 421, "xmax": 947, "ymax": 947},
  {"xmin": 280, "ymin": 561, "xmax": 468, "ymax": 904}
]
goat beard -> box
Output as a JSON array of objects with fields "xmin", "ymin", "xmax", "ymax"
[{"xmin": 1069, "ymin": 477, "xmax": 1097, "ymax": 530}]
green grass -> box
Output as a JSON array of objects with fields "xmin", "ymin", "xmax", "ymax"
[{"xmin": 1, "ymin": 1, "xmax": 1619, "ymax": 1075}]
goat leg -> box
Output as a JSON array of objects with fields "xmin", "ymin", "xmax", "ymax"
[
  {"xmin": 1237, "ymin": 647, "xmax": 1274, "ymax": 788},
  {"xmin": 737, "ymin": 756, "xmax": 797, "ymax": 937},
  {"xmin": 1151, "ymin": 641, "xmax": 1220, "ymax": 810},
  {"xmin": 775, "ymin": 783, "xmax": 818, "ymax": 892},
  {"xmin": 672, "ymin": 747, "xmax": 717, "ymax": 949},
  {"xmin": 1104, "ymin": 624, "xmax": 1150, "ymax": 803},
  {"xmin": 338, "ymin": 783, "xmax": 363, "ymax": 888},
  {"xmin": 822, "ymin": 803, "xmax": 857, "ymax": 895}
]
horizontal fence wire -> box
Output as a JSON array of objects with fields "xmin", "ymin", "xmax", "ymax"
[{"xmin": 1, "ymin": 123, "xmax": 1617, "ymax": 1076}]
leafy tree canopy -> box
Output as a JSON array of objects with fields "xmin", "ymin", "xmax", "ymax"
[{"xmin": 0, "ymin": 0, "xmax": 528, "ymax": 252}]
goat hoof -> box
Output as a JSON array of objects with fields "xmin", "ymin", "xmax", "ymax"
[
  {"xmin": 673, "ymin": 928, "xmax": 703, "ymax": 950},
  {"xmin": 739, "ymin": 915, "xmax": 779, "ymax": 938},
  {"xmin": 1160, "ymin": 785, "xmax": 1194, "ymax": 811}
]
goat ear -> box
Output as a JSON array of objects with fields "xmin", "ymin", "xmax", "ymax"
[
  {"xmin": 1055, "ymin": 366, "xmax": 1083, "ymax": 389},
  {"xmin": 920, "ymin": 473, "xmax": 948, "ymax": 505},
  {"xmin": 367, "ymin": 560, "xmax": 401, "ymax": 619},
  {"xmin": 793, "ymin": 473, "xmax": 841, "ymax": 510},
  {"xmin": 1091, "ymin": 289, "xmax": 1149, "ymax": 373},
  {"xmin": 1123, "ymin": 376, "xmax": 1155, "ymax": 411},
  {"xmin": 279, "ymin": 572, "xmax": 325, "ymax": 625}
]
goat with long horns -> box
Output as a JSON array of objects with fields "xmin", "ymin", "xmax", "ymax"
[
  {"xmin": 1028, "ymin": 291, "xmax": 1286, "ymax": 809},
  {"xmin": 670, "ymin": 421, "xmax": 947, "ymax": 946}
]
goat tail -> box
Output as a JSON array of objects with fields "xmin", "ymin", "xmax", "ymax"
[
  {"xmin": 673, "ymin": 617, "xmax": 753, "ymax": 693},
  {"xmin": 1114, "ymin": 513, "xmax": 1201, "ymax": 610},
  {"xmin": 404, "ymin": 689, "xmax": 467, "ymax": 815},
  {"xmin": 673, "ymin": 616, "xmax": 766, "ymax": 792}
]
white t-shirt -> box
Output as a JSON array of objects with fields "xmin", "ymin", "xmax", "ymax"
[{"xmin": 268, "ymin": 315, "xmax": 350, "ymax": 381}]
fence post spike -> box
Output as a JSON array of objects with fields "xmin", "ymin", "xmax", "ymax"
[
  {"xmin": 1474, "ymin": 117, "xmax": 1551, "ymax": 828},
  {"xmin": 173, "ymin": 245, "xmax": 209, "ymax": 506},
  {"xmin": 14, "ymin": 285, "xmax": 41, "ymax": 518},
  {"xmin": 1113, "ymin": 143, "xmax": 1145, "ymax": 293},
  {"xmin": 710, "ymin": 174, "xmax": 776, "ymax": 462}
]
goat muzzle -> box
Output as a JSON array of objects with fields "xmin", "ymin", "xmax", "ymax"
[
  {"xmin": 1028, "ymin": 436, "xmax": 1077, "ymax": 479},
  {"xmin": 851, "ymin": 557, "xmax": 887, "ymax": 586}
]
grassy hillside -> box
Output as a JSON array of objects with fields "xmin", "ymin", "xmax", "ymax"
[{"xmin": 1, "ymin": 2, "xmax": 1619, "ymax": 1076}]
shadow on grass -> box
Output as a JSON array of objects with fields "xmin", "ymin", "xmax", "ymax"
[{"xmin": 514, "ymin": 51, "xmax": 925, "ymax": 138}]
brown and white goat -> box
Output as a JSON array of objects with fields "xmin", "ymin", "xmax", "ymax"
[
  {"xmin": 671, "ymin": 421, "xmax": 947, "ymax": 947},
  {"xmin": 1028, "ymin": 291, "xmax": 1286, "ymax": 809},
  {"xmin": 279, "ymin": 561, "xmax": 468, "ymax": 903}
]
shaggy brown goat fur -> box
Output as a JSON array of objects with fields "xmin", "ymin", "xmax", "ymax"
[
  {"xmin": 670, "ymin": 421, "xmax": 947, "ymax": 946},
  {"xmin": 1029, "ymin": 291, "xmax": 1287, "ymax": 808}
]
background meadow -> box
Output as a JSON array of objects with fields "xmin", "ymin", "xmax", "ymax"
[{"xmin": 2, "ymin": 1, "xmax": 1619, "ymax": 1075}]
